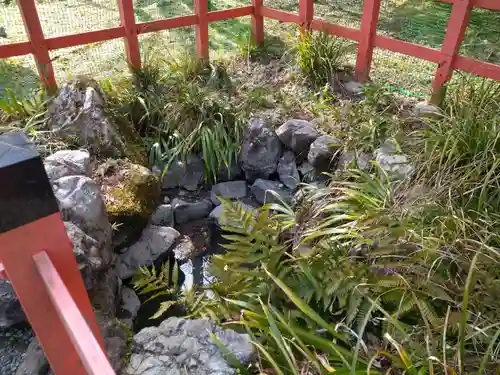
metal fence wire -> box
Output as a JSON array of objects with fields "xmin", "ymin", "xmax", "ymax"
[{"xmin": 0, "ymin": 0, "xmax": 499, "ymax": 99}]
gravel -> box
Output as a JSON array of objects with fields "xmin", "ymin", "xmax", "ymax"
[{"xmin": 0, "ymin": 325, "xmax": 33, "ymax": 375}]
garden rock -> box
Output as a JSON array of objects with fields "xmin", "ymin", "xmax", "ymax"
[
  {"xmin": 44, "ymin": 149, "xmax": 90, "ymax": 180},
  {"xmin": 118, "ymin": 225, "xmax": 180, "ymax": 279},
  {"xmin": 337, "ymin": 151, "xmax": 371, "ymax": 171},
  {"xmin": 119, "ymin": 286, "xmax": 140, "ymax": 327},
  {"xmin": 172, "ymin": 197, "xmax": 213, "ymax": 224},
  {"xmin": 342, "ymin": 80, "xmax": 364, "ymax": 96},
  {"xmin": 47, "ymin": 79, "xmax": 123, "ymax": 153},
  {"xmin": 374, "ymin": 140, "xmax": 414, "ymax": 180},
  {"xmin": 0, "ymin": 281, "xmax": 26, "ymax": 328},
  {"xmin": 276, "ymin": 119, "xmax": 319, "ymax": 156},
  {"xmin": 307, "ymin": 135, "xmax": 342, "ymax": 171},
  {"xmin": 95, "ymin": 159, "xmax": 160, "ymax": 251},
  {"xmin": 298, "ymin": 161, "xmax": 317, "ymax": 182},
  {"xmin": 278, "ymin": 151, "xmax": 300, "ymax": 190},
  {"xmin": 217, "ymin": 161, "xmax": 243, "ymax": 182},
  {"xmin": 210, "ymin": 180, "xmax": 248, "ymax": 205},
  {"xmin": 413, "ymin": 101, "xmax": 441, "ymax": 119},
  {"xmin": 52, "ymin": 175, "xmax": 112, "ymax": 251},
  {"xmin": 240, "ymin": 118, "xmax": 282, "ymax": 182},
  {"xmin": 125, "ymin": 317, "xmax": 255, "ymax": 375},
  {"xmin": 150, "ymin": 204, "xmax": 174, "ymax": 227},
  {"xmin": 162, "ymin": 154, "xmax": 204, "ymax": 191},
  {"xmin": 251, "ymin": 179, "xmax": 292, "ymax": 204},
  {"xmin": 88, "ymin": 267, "xmax": 120, "ymax": 317}
]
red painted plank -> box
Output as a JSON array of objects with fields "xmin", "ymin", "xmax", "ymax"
[
  {"xmin": 136, "ymin": 15, "xmax": 198, "ymax": 34},
  {"xmin": 311, "ymin": 19, "xmax": 361, "ymax": 41},
  {"xmin": 454, "ymin": 56, "xmax": 500, "ymax": 81},
  {"xmin": 194, "ymin": 0, "xmax": 209, "ymax": 59},
  {"xmin": 251, "ymin": 0, "xmax": 264, "ymax": 45},
  {"xmin": 0, "ymin": 263, "xmax": 6, "ymax": 280},
  {"xmin": 16, "ymin": 0, "xmax": 56, "ymax": 92},
  {"xmin": 207, "ymin": 6, "xmax": 253, "ymax": 22},
  {"xmin": 299, "ymin": 0, "xmax": 314, "ymax": 28},
  {"xmin": 46, "ymin": 28, "xmax": 125, "ymax": 50},
  {"xmin": 261, "ymin": 7, "xmax": 300, "ymax": 24},
  {"xmin": 432, "ymin": 0, "xmax": 472, "ymax": 95},
  {"xmin": 437, "ymin": 0, "xmax": 500, "ymax": 11},
  {"xmin": 355, "ymin": 0, "xmax": 381, "ymax": 82},
  {"xmin": 373, "ymin": 35, "xmax": 442, "ymax": 63},
  {"xmin": 118, "ymin": 0, "xmax": 141, "ymax": 69},
  {"xmin": 34, "ymin": 251, "xmax": 115, "ymax": 375},
  {"xmin": 0, "ymin": 42, "xmax": 32, "ymax": 58},
  {"xmin": 0, "ymin": 213, "xmax": 103, "ymax": 375}
]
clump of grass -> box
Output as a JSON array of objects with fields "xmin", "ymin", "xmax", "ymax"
[{"xmin": 292, "ymin": 27, "xmax": 350, "ymax": 87}]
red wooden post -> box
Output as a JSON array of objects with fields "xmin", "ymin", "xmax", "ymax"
[
  {"xmin": 194, "ymin": 0, "xmax": 209, "ymax": 60},
  {"xmin": 355, "ymin": 0, "xmax": 381, "ymax": 82},
  {"xmin": 431, "ymin": 0, "xmax": 473, "ymax": 104},
  {"xmin": 117, "ymin": 0, "xmax": 141, "ymax": 70},
  {"xmin": 251, "ymin": 0, "xmax": 264, "ymax": 45},
  {"xmin": 299, "ymin": 0, "xmax": 314, "ymax": 29},
  {"xmin": 16, "ymin": 0, "xmax": 57, "ymax": 93}
]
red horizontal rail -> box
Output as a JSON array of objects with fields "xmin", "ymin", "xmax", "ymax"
[
  {"xmin": 311, "ymin": 18, "xmax": 361, "ymax": 41},
  {"xmin": 454, "ymin": 56, "xmax": 500, "ymax": 81},
  {"xmin": 438, "ymin": 0, "xmax": 500, "ymax": 11},
  {"xmin": 0, "ymin": 41, "xmax": 32, "ymax": 58},
  {"xmin": 207, "ymin": 6, "xmax": 253, "ymax": 22},
  {"xmin": 136, "ymin": 15, "xmax": 197, "ymax": 34},
  {"xmin": 46, "ymin": 27, "xmax": 125, "ymax": 50},
  {"xmin": 261, "ymin": 7, "xmax": 300, "ymax": 23},
  {"xmin": 373, "ymin": 35, "xmax": 442, "ymax": 63},
  {"xmin": 33, "ymin": 251, "xmax": 115, "ymax": 375}
]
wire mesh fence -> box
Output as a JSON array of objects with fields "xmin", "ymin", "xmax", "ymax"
[{"xmin": 0, "ymin": 0, "xmax": 499, "ymax": 99}]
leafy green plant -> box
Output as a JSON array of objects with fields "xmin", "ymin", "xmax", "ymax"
[{"xmin": 292, "ymin": 27, "xmax": 350, "ymax": 87}]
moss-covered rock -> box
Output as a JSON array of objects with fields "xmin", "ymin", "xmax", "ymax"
[{"xmin": 95, "ymin": 159, "xmax": 160, "ymax": 251}]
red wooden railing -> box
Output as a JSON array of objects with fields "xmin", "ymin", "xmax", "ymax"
[{"xmin": 1, "ymin": 0, "xmax": 499, "ymax": 101}]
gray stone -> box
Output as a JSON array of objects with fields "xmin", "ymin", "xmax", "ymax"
[
  {"xmin": 52, "ymin": 175, "xmax": 112, "ymax": 250},
  {"xmin": 374, "ymin": 140, "xmax": 414, "ymax": 180},
  {"xmin": 120, "ymin": 286, "xmax": 140, "ymax": 326},
  {"xmin": 64, "ymin": 221, "xmax": 111, "ymax": 290},
  {"xmin": 118, "ymin": 225, "xmax": 180, "ymax": 279},
  {"xmin": 277, "ymin": 151, "xmax": 300, "ymax": 190},
  {"xmin": 297, "ymin": 161, "xmax": 317, "ymax": 183},
  {"xmin": 307, "ymin": 135, "xmax": 342, "ymax": 171},
  {"xmin": 125, "ymin": 317, "xmax": 255, "ymax": 375},
  {"xmin": 180, "ymin": 257, "xmax": 215, "ymax": 293},
  {"xmin": 342, "ymin": 80, "xmax": 364, "ymax": 96},
  {"xmin": 211, "ymin": 181, "xmax": 248, "ymax": 205},
  {"xmin": 172, "ymin": 198, "xmax": 213, "ymax": 224},
  {"xmin": 337, "ymin": 151, "xmax": 372, "ymax": 171},
  {"xmin": 47, "ymin": 79, "xmax": 123, "ymax": 152},
  {"xmin": 15, "ymin": 338, "xmax": 49, "ymax": 375},
  {"xmin": 240, "ymin": 118, "xmax": 282, "ymax": 182},
  {"xmin": 44, "ymin": 150, "xmax": 90, "ymax": 180},
  {"xmin": 251, "ymin": 179, "xmax": 292, "ymax": 205},
  {"xmin": 150, "ymin": 204, "xmax": 174, "ymax": 227},
  {"xmin": 88, "ymin": 267, "xmax": 120, "ymax": 317},
  {"xmin": 162, "ymin": 155, "xmax": 204, "ymax": 191},
  {"xmin": 0, "ymin": 281, "xmax": 26, "ymax": 329},
  {"xmin": 217, "ymin": 161, "xmax": 243, "ymax": 182},
  {"xmin": 276, "ymin": 119, "xmax": 319, "ymax": 156},
  {"xmin": 413, "ymin": 101, "xmax": 442, "ymax": 119},
  {"xmin": 97, "ymin": 314, "xmax": 128, "ymax": 373}
]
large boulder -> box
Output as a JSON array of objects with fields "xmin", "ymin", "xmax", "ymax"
[
  {"xmin": 44, "ymin": 150, "xmax": 91, "ymax": 180},
  {"xmin": 210, "ymin": 180, "xmax": 248, "ymax": 205},
  {"xmin": 240, "ymin": 118, "xmax": 282, "ymax": 182},
  {"xmin": 277, "ymin": 151, "xmax": 300, "ymax": 190},
  {"xmin": 118, "ymin": 225, "xmax": 180, "ymax": 279},
  {"xmin": 162, "ymin": 154, "xmax": 205, "ymax": 191},
  {"xmin": 276, "ymin": 119, "xmax": 319, "ymax": 156},
  {"xmin": 251, "ymin": 179, "xmax": 292, "ymax": 205},
  {"xmin": 172, "ymin": 197, "xmax": 213, "ymax": 224},
  {"xmin": 95, "ymin": 159, "xmax": 160, "ymax": 251},
  {"xmin": 125, "ymin": 317, "xmax": 255, "ymax": 375},
  {"xmin": 52, "ymin": 175, "xmax": 112, "ymax": 252},
  {"xmin": 0, "ymin": 281, "xmax": 26, "ymax": 329},
  {"xmin": 307, "ymin": 135, "xmax": 342, "ymax": 171},
  {"xmin": 47, "ymin": 79, "xmax": 123, "ymax": 153}
]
